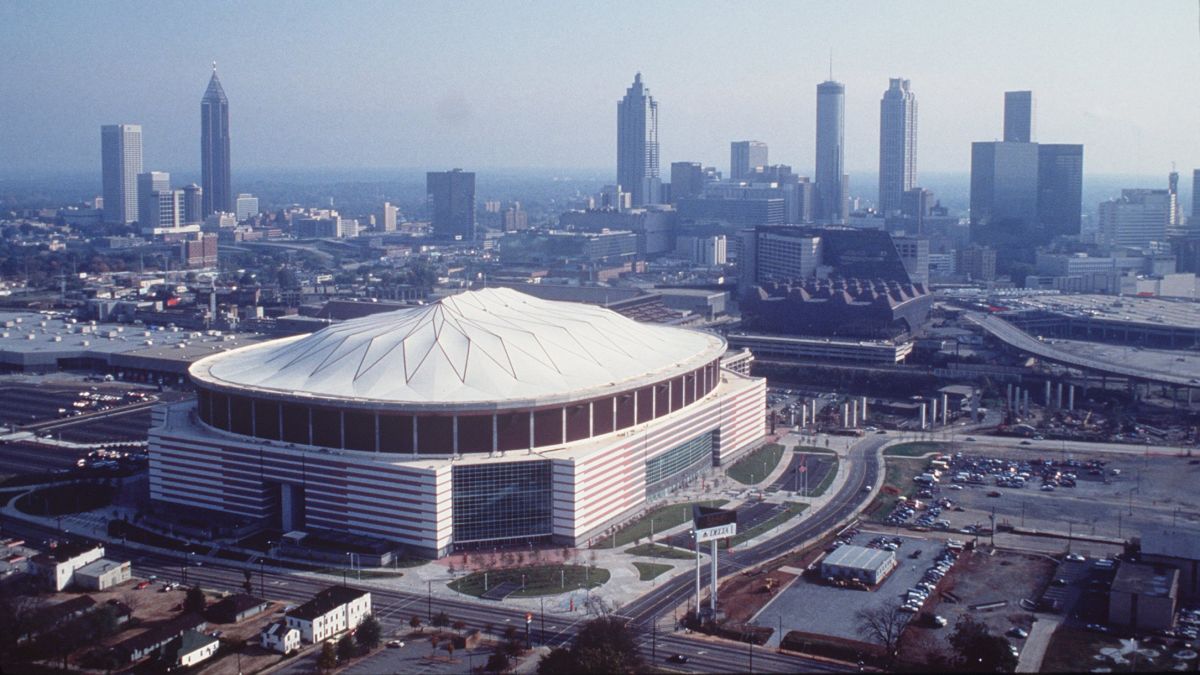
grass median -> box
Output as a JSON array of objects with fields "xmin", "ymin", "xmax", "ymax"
[
  {"xmin": 592, "ymin": 499, "xmax": 726, "ymax": 548},
  {"xmin": 632, "ymin": 562, "xmax": 673, "ymax": 581},
  {"xmin": 727, "ymin": 502, "xmax": 808, "ymax": 548},
  {"xmin": 448, "ymin": 564, "xmax": 609, "ymax": 598},
  {"xmin": 623, "ymin": 543, "xmax": 696, "ymax": 559},
  {"xmin": 883, "ymin": 441, "xmax": 952, "ymax": 457},
  {"xmin": 727, "ymin": 443, "xmax": 785, "ymax": 485}
]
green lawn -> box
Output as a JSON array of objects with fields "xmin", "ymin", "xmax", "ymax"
[
  {"xmin": 316, "ymin": 568, "xmax": 406, "ymax": 579},
  {"xmin": 632, "ymin": 562, "xmax": 673, "ymax": 581},
  {"xmin": 727, "ymin": 443, "xmax": 785, "ymax": 485},
  {"xmin": 792, "ymin": 445, "xmax": 836, "ymax": 455},
  {"xmin": 623, "ymin": 543, "xmax": 697, "ymax": 559},
  {"xmin": 883, "ymin": 441, "xmax": 952, "ymax": 457},
  {"xmin": 593, "ymin": 499, "xmax": 726, "ymax": 548},
  {"xmin": 728, "ymin": 502, "xmax": 808, "ymax": 548},
  {"xmin": 447, "ymin": 564, "xmax": 608, "ymax": 598},
  {"xmin": 864, "ymin": 457, "xmax": 927, "ymax": 522}
]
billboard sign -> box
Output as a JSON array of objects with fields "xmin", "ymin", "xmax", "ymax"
[{"xmin": 693, "ymin": 505, "xmax": 737, "ymax": 542}]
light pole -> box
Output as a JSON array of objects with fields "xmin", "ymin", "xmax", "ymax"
[
  {"xmin": 343, "ymin": 552, "xmax": 349, "ymax": 587},
  {"xmin": 427, "ymin": 579, "xmax": 433, "ymax": 622}
]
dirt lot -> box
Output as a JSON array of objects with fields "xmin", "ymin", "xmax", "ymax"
[{"xmin": 898, "ymin": 547, "xmax": 1055, "ymax": 668}]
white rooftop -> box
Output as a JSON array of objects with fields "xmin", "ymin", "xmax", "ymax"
[{"xmin": 192, "ymin": 288, "xmax": 726, "ymax": 409}]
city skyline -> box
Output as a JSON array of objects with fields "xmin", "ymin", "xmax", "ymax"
[{"xmin": 0, "ymin": 1, "xmax": 1195, "ymax": 177}]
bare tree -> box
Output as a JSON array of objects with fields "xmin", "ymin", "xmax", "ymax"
[{"xmin": 855, "ymin": 601, "xmax": 910, "ymax": 665}]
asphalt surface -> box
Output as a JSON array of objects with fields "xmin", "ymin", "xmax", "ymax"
[
  {"xmin": 965, "ymin": 311, "xmax": 1200, "ymax": 389},
  {"xmin": 0, "ymin": 433, "xmax": 887, "ymax": 673},
  {"xmin": 617, "ymin": 436, "xmax": 884, "ymax": 628}
]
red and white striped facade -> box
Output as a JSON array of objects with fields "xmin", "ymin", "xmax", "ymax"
[{"xmin": 149, "ymin": 369, "xmax": 764, "ymax": 557}]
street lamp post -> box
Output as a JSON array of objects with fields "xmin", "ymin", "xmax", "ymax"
[{"xmin": 427, "ymin": 579, "xmax": 433, "ymax": 622}]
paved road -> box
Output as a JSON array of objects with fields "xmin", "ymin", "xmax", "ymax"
[
  {"xmin": 0, "ymin": 432, "xmax": 888, "ymax": 674},
  {"xmin": 617, "ymin": 435, "xmax": 884, "ymax": 628},
  {"xmin": 965, "ymin": 311, "xmax": 1200, "ymax": 389}
]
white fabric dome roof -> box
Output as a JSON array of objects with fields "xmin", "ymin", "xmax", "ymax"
[{"xmin": 191, "ymin": 287, "xmax": 725, "ymax": 408}]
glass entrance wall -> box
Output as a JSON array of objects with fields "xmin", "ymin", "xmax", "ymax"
[
  {"xmin": 451, "ymin": 460, "xmax": 553, "ymax": 546},
  {"xmin": 645, "ymin": 431, "xmax": 714, "ymax": 497}
]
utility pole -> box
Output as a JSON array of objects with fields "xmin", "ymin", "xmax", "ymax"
[{"xmin": 427, "ymin": 579, "xmax": 433, "ymax": 621}]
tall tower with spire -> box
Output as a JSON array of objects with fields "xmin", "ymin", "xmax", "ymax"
[
  {"xmin": 815, "ymin": 78, "xmax": 846, "ymax": 223},
  {"xmin": 201, "ymin": 62, "xmax": 231, "ymax": 216},
  {"xmin": 616, "ymin": 73, "xmax": 660, "ymax": 207}
]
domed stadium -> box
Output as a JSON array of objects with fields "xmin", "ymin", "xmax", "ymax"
[{"xmin": 151, "ymin": 288, "xmax": 766, "ymax": 557}]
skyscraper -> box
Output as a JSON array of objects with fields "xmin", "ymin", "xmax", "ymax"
[
  {"xmin": 182, "ymin": 184, "xmax": 203, "ymax": 225},
  {"xmin": 1003, "ymin": 91, "xmax": 1034, "ymax": 143},
  {"xmin": 616, "ymin": 73, "xmax": 660, "ymax": 206},
  {"xmin": 201, "ymin": 63, "xmax": 232, "ymax": 216},
  {"xmin": 137, "ymin": 171, "xmax": 170, "ymax": 226},
  {"xmin": 971, "ymin": 91, "xmax": 1082, "ymax": 256},
  {"xmin": 730, "ymin": 141, "xmax": 768, "ymax": 182},
  {"xmin": 100, "ymin": 124, "xmax": 143, "ymax": 224},
  {"xmin": 1193, "ymin": 169, "xmax": 1200, "ymax": 223},
  {"xmin": 670, "ymin": 161, "xmax": 705, "ymax": 204},
  {"xmin": 1168, "ymin": 168, "xmax": 1181, "ymax": 228},
  {"xmin": 1036, "ymin": 144, "xmax": 1084, "ymax": 237},
  {"xmin": 426, "ymin": 169, "xmax": 476, "ymax": 240},
  {"xmin": 878, "ymin": 78, "xmax": 917, "ymax": 216},
  {"xmin": 814, "ymin": 80, "xmax": 846, "ymax": 223},
  {"xmin": 970, "ymin": 141, "xmax": 1039, "ymax": 228}
]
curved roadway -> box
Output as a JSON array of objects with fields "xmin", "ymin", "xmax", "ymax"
[
  {"xmin": 965, "ymin": 311, "xmax": 1200, "ymax": 389},
  {"xmin": 618, "ymin": 435, "xmax": 885, "ymax": 626}
]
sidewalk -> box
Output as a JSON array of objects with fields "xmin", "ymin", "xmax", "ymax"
[{"xmin": 1016, "ymin": 616, "xmax": 1060, "ymax": 673}]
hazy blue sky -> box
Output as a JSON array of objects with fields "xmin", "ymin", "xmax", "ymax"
[{"xmin": 2, "ymin": 0, "xmax": 1196, "ymax": 178}]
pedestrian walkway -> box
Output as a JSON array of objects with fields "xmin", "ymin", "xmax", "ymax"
[{"xmin": 1016, "ymin": 616, "xmax": 1060, "ymax": 672}]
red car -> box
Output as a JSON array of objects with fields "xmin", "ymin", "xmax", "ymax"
[{"xmin": 135, "ymin": 580, "xmax": 151, "ymax": 590}]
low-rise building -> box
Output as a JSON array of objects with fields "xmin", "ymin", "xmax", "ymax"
[
  {"xmin": 261, "ymin": 621, "xmax": 301, "ymax": 654},
  {"xmin": 75, "ymin": 558, "xmax": 131, "ymax": 590},
  {"xmin": 161, "ymin": 629, "xmax": 219, "ymax": 669},
  {"xmin": 30, "ymin": 542, "xmax": 106, "ymax": 591},
  {"xmin": 1140, "ymin": 529, "xmax": 1200, "ymax": 601},
  {"xmin": 113, "ymin": 613, "xmax": 207, "ymax": 663},
  {"xmin": 207, "ymin": 593, "xmax": 269, "ymax": 624},
  {"xmin": 1109, "ymin": 562, "xmax": 1179, "ymax": 631},
  {"xmin": 285, "ymin": 586, "xmax": 371, "ymax": 643},
  {"xmin": 821, "ymin": 545, "xmax": 897, "ymax": 585}
]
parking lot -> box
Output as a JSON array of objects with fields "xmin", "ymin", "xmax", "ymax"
[
  {"xmin": 898, "ymin": 547, "xmax": 1054, "ymax": 669},
  {"xmin": 881, "ymin": 444, "xmax": 1200, "ymax": 544},
  {"xmin": 751, "ymin": 533, "xmax": 961, "ymax": 646}
]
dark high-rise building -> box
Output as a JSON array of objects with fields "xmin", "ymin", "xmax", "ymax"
[
  {"xmin": 730, "ymin": 141, "xmax": 768, "ymax": 181},
  {"xmin": 1193, "ymin": 169, "xmax": 1200, "ymax": 224},
  {"xmin": 670, "ymin": 161, "xmax": 704, "ymax": 204},
  {"xmin": 970, "ymin": 92, "xmax": 1082, "ymax": 259},
  {"xmin": 201, "ymin": 64, "xmax": 232, "ymax": 216},
  {"xmin": 426, "ymin": 169, "xmax": 476, "ymax": 240},
  {"xmin": 970, "ymin": 141, "xmax": 1039, "ymax": 228},
  {"xmin": 1036, "ymin": 144, "xmax": 1083, "ymax": 237},
  {"xmin": 1004, "ymin": 90, "xmax": 1034, "ymax": 143},
  {"xmin": 878, "ymin": 78, "xmax": 917, "ymax": 216},
  {"xmin": 101, "ymin": 124, "xmax": 143, "ymax": 224},
  {"xmin": 616, "ymin": 73, "xmax": 660, "ymax": 206},
  {"xmin": 815, "ymin": 80, "xmax": 846, "ymax": 223},
  {"xmin": 182, "ymin": 184, "xmax": 203, "ymax": 225}
]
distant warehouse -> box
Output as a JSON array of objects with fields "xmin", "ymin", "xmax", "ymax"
[{"xmin": 822, "ymin": 545, "xmax": 897, "ymax": 585}]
